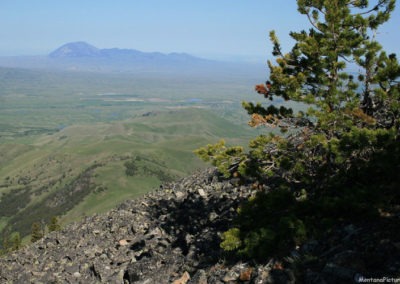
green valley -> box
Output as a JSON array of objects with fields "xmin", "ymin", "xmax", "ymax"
[{"xmin": 0, "ymin": 66, "xmax": 260, "ymax": 245}]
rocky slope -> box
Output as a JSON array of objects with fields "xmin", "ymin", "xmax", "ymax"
[{"xmin": 0, "ymin": 168, "xmax": 399, "ymax": 283}]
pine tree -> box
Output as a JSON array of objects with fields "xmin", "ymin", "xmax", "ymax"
[
  {"xmin": 196, "ymin": 0, "xmax": 399, "ymax": 258},
  {"xmin": 10, "ymin": 232, "xmax": 22, "ymax": 251},
  {"xmin": 47, "ymin": 216, "xmax": 61, "ymax": 232},
  {"xmin": 1, "ymin": 232, "xmax": 22, "ymax": 254},
  {"xmin": 31, "ymin": 222, "xmax": 44, "ymax": 243},
  {"xmin": 1, "ymin": 233, "xmax": 11, "ymax": 254},
  {"xmin": 241, "ymin": 0, "xmax": 399, "ymax": 184}
]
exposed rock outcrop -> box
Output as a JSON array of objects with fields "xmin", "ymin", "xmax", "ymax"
[
  {"xmin": 0, "ymin": 168, "xmax": 399, "ymax": 283},
  {"xmin": 0, "ymin": 169, "xmax": 248, "ymax": 283}
]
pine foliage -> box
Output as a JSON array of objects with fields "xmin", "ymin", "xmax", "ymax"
[
  {"xmin": 30, "ymin": 222, "xmax": 44, "ymax": 243},
  {"xmin": 196, "ymin": 0, "xmax": 399, "ymax": 259},
  {"xmin": 47, "ymin": 216, "xmax": 62, "ymax": 232}
]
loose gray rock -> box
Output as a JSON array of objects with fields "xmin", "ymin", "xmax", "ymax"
[{"xmin": 0, "ymin": 168, "xmax": 399, "ymax": 283}]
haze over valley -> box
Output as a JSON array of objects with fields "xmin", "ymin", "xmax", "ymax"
[{"xmin": 0, "ymin": 42, "xmax": 268, "ymax": 243}]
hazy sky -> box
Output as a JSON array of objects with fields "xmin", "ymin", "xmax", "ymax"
[{"xmin": 1, "ymin": 0, "xmax": 399, "ymax": 62}]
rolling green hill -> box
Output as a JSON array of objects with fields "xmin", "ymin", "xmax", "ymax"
[
  {"xmin": 0, "ymin": 107, "xmax": 257, "ymax": 243},
  {"xmin": 0, "ymin": 65, "xmax": 265, "ymax": 246}
]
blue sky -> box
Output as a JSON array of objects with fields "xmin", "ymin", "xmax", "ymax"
[{"xmin": 0, "ymin": 0, "xmax": 399, "ymax": 62}]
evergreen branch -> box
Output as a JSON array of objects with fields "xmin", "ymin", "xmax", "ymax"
[{"xmin": 356, "ymin": 0, "xmax": 389, "ymax": 15}]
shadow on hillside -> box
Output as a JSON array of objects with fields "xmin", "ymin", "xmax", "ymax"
[{"xmin": 149, "ymin": 187, "xmax": 244, "ymax": 263}]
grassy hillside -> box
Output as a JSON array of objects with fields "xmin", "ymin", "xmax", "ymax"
[
  {"xmin": 0, "ymin": 107, "xmax": 257, "ymax": 243},
  {"xmin": 0, "ymin": 67, "xmax": 261, "ymax": 142},
  {"xmin": 0, "ymin": 66, "xmax": 265, "ymax": 246}
]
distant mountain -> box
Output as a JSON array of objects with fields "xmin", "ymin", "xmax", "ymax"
[
  {"xmin": 48, "ymin": 41, "xmax": 199, "ymax": 62},
  {"xmin": 49, "ymin": 42, "xmax": 101, "ymax": 58},
  {"xmin": 0, "ymin": 42, "xmax": 265, "ymax": 77}
]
